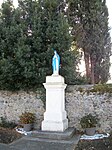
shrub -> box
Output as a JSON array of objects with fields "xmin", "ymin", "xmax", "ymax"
[
  {"xmin": 19, "ymin": 112, "xmax": 36, "ymax": 124},
  {"xmin": 89, "ymin": 84, "xmax": 112, "ymax": 94},
  {"xmin": 0, "ymin": 117, "xmax": 17, "ymax": 129},
  {"xmin": 80, "ymin": 114, "xmax": 98, "ymax": 128}
]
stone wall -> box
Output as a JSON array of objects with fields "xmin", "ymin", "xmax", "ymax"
[
  {"xmin": 0, "ymin": 90, "xmax": 45, "ymax": 129},
  {"xmin": 66, "ymin": 85, "xmax": 112, "ymax": 133},
  {"xmin": 0, "ymin": 85, "xmax": 112, "ymax": 132}
]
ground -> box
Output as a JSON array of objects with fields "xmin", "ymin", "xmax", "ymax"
[
  {"xmin": 0, "ymin": 127, "xmax": 112, "ymax": 150},
  {"xmin": 75, "ymin": 135, "xmax": 112, "ymax": 150},
  {"xmin": 0, "ymin": 127, "xmax": 22, "ymax": 144}
]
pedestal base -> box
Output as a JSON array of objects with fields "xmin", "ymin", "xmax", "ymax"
[
  {"xmin": 42, "ymin": 119, "xmax": 68, "ymax": 132},
  {"xmin": 31, "ymin": 128, "xmax": 76, "ymax": 140}
]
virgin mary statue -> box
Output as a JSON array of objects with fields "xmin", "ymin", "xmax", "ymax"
[{"xmin": 52, "ymin": 50, "xmax": 60, "ymax": 75}]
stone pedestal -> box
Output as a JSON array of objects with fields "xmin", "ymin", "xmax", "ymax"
[{"xmin": 41, "ymin": 75, "xmax": 68, "ymax": 132}]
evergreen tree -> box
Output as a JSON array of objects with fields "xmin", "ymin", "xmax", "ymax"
[
  {"xmin": 68, "ymin": 0, "xmax": 111, "ymax": 84},
  {"xmin": 0, "ymin": 0, "xmax": 79, "ymax": 90},
  {"xmin": 37, "ymin": 0, "xmax": 78, "ymax": 84},
  {"xmin": 93, "ymin": 1, "xmax": 111, "ymax": 83},
  {"xmin": 0, "ymin": 0, "xmax": 23, "ymax": 90}
]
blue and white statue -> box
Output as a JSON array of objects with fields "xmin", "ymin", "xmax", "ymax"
[{"xmin": 52, "ymin": 49, "xmax": 60, "ymax": 75}]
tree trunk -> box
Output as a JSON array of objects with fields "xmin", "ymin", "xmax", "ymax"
[
  {"xmin": 84, "ymin": 50, "xmax": 90, "ymax": 82},
  {"xmin": 94, "ymin": 62, "xmax": 100, "ymax": 84},
  {"xmin": 90, "ymin": 56, "xmax": 95, "ymax": 84}
]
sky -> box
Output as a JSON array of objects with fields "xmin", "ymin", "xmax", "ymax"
[{"xmin": 0, "ymin": 0, "xmax": 112, "ymax": 82}]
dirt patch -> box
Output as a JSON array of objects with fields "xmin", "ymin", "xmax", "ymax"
[
  {"xmin": 0, "ymin": 127, "xmax": 112, "ymax": 150},
  {"xmin": 0, "ymin": 127, "xmax": 23, "ymax": 144},
  {"xmin": 76, "ymin": 136, "xmax": 112, "ymax": 150}
]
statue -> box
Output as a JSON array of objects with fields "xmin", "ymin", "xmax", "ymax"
[{"xmin": 52, "ymin": 49, "xmax": 60, "ymax": 75}]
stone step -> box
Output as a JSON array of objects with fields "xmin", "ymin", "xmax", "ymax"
[
  {"xmin": 0, "ymin": 143, "xmax": 9, "ymax": 150},
  {"xmin": 9, "ymin": 134, "xmax": 80, "ymax": 150},
  {"xmin": 30, "ymin": 127, "xmax": 76, "ymax": 140}
]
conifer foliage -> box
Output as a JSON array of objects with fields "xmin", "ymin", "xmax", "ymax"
[
  {"xmin": 68, "ymin": 0, "xmax": 111, "ymax": 84},
  {"xmin": 0, "ymin": 0, "xmax": 78, "ymax": 90}
]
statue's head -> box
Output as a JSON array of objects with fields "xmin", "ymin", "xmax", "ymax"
[
  {"xmin": 54, "ymin": 50, "xmax": 57, "ymax": 55},
  {"xmin": 52, "ymin": 48, "xmax": 57, "ymax": 55}
]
